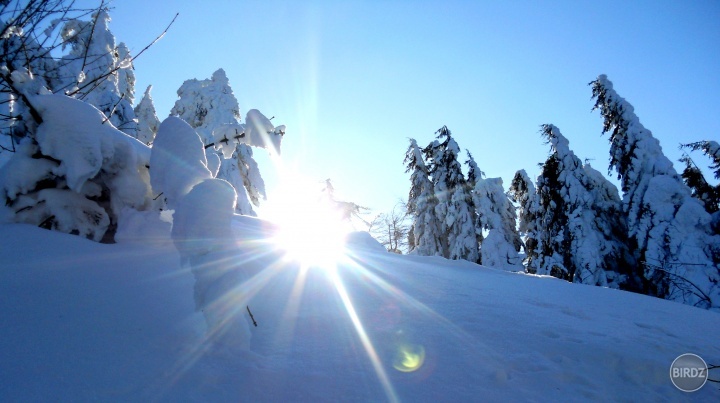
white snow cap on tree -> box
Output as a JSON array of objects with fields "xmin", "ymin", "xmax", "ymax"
[
  {"xmin": 134, "ymin": 85, "xmax": 160, "ymax": 145},
  {"xmin": 149, "ymin": 117, "xmax": 212, "ymax": 209},
  {"xmin": 592, "ymin": 75, "xmax": 719, "ymax": 309}
]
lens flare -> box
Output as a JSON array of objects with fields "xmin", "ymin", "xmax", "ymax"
[{"xmin": 393, "ymin": 344, "xmax": 426, "ymax": 373}]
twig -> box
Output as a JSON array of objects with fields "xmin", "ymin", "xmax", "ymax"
[{"xmin": 246, "ymin": 305, "xmax": 257, "ymax": 327}]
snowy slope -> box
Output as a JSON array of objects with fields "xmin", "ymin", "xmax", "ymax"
[{"xmin": 1, "ymin": 221, "xmax": 719, "ymax": 402}]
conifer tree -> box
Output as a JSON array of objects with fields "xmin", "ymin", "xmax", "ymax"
[
  {"xmin": 591, "ymin": 75, "xmax": 719, "ymax": 308},
  {"xmin": 134, "ymin": 85, "xmax": 160, "ymax": 145},
  {"xmin": 425, "ymin": 126, "xmax": 478, "ymax": 261},
  {"xmin": 404, "ymin": 138, "xmax": 443, "ymax": 256},
  {"xmin": 535, "ymin": 124, "xmax": 635, "ymax": 287},
  {"xmin": 473, "ymin": 175, "xmax": 522, "ymax": 270},
  {"xmin": 680, "ymin": 141, "xmax": 720, "ymax": 217},
  {"xmin": 171, "ymin": 69, "xmax": 263, "ymax": 215},
  {"xmin": 509, "ymin": 170, "xmax": 541, "ymax": 273}
]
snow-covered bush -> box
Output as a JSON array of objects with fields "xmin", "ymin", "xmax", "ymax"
[{"xmin": 0, "ymin": 94, "xmax": 152, "ymax": 242}]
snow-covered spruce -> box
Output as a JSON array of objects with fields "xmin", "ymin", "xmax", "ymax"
[
  {"xmin": 404, "ymin": 138, "xmax": 443, "ymax": 256},
  {"xmin": 55, "ymin": 10, "xmax": 137, "ymax": 136},
  {"xmin": 508, "ymin": 169, "xmax": 541, "ymax": 273},
  {"xmin": 424, "ymin": 127, "xmax": 478, "ymax": 261},
  {"xmin": 531, "ymin": 124, "xmax": 635, "ymax": 288},
  {"xmin": 134, "ymin": 85, "xmax": 161, "ymax": 145},
  {"xmin": 170, "ymin": 69, "xmax": 284, "ymax": 216},
  {"xmin": 0, "ymin": 94, "xmax": 152, "ymax": 242},
  {"xmin": 591, "ymin": 75, "xmax": 720, "ymax": 309},
  {"xmin": 472, "ymin": 174, "xmax": 523, "ymax": 271}
]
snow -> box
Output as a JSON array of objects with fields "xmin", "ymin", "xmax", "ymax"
[
  {"xmin": 1, "ymin": 220, "xmax": 719, "ymax": 401},
  {"xmin": 149, "ymin": 117, "xmax": 212, "ymax": 208}
]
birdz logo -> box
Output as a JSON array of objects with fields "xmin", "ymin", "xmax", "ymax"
[{"xmin": 670, "ymin": 354, "xmax": 708, "ymax": 392}]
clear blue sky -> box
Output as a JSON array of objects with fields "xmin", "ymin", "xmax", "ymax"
[{"xmin": 106, "ymin": 0, "xmax": 720, "ymax": 217}]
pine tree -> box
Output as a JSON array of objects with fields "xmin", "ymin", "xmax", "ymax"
[
  {"xmin": 55, "ymin": 10, "xmax": 137, "ymax": 135},
  {"xmin": 133, "ymin": 85, "xmax": 160, "ymax": 145},
  {"xmin": 591, "ymin": 75, "xmax": 719, "ymax": 308},
  {"xmin": 404, "ymin": 138, "xmax": 443, "ymax": 256},
  {"xmin": 535, "ymin": 124, "xmax": 635, "ymax": 287},
  {"xmin": 425, "ymin": 126, "xmax": 478, "ymax": 261},
  {"xmin": 171, "ymin": 68, "xmax": 264, "ymax": 215},
  {"xmin": 472, "ymin": 175, "xmax": 522, "ymax": 271},
  {"xmin": 509, "ymin": 169, "xmax": 541, "ymax": 273},
  {"xmin": 680, "ymin": 141, "xmax": 720, "ymax": 217}
]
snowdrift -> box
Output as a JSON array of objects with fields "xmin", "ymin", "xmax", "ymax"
[{"xmin": 1, "ymin": 221, "xmax": 719, "ymax": 401}]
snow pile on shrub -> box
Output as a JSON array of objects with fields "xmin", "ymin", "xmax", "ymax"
[{"xmin": 0, "ymin": 94, "xmax": 152, "ymax": 241}]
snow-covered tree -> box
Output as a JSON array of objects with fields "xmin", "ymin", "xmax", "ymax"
[
  {"xmin": 680, "ymin": 141, "xmax": 720, "ymax": 217},
  {"xmin": 133, "ymin": 85, "xmax": 160, "ymax": 145},
  {"xmin": 425, "ymin": 127, "xmax": 478, "ymax": 262},
  {"xmin": 473, "ymin": 175, "xmax": 522, "ymax": 271},
  {"xmin": 55, "ymin": 10, "xmax": 137, "ymax": 135},
  {"xmin": 170, "ymin": 69, "xmax": 283, "ymax": 216},
  {"xmin": 509, "ymin": 169, "xmax": 541, "ymax": 273},
  {"xmin": 533, "ymin": 124, "xmax": 635, "ymax": 288},
  {"xmin": 591, "ymin": 75, "xmax": 720, "ymax": 309},
  {"xmin": 404, "ymin": 138, "xmax": 443, "ymax": 256},
  {"xmin": 0, "ymin": 94, "xmax": 153, "ymax": 242}
]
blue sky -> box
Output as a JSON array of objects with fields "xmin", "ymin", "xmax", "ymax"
[{"xmin": 107, "ymin": 0, "xmax": 720, "ymax": 217}]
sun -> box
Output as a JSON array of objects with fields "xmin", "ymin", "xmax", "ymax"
[{"xmin": 261, "ymin": 171, "xmax": 351, "ymax": 268}]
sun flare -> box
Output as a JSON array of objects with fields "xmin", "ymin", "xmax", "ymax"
[{"xmin": 262, "ymin": 170, "xmax": 351, "ymax": 268}]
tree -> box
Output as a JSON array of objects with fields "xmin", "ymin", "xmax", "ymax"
[
  {"xmin": 425, "ymin": 126, "xmax": 478, "ymax": 262},
  {"xmin": 404, "ymin": 138, "xmax": 443, "ymax": 256},
  {"xmin": 133, "ymin": 85, "xmax": 160, "ymax": 145},
  {"xmin": 369, "ymin": 202, "xmax": 410, "ymax": 254},
  {"xmin": 591, "ymin": 75, "xmax": 719, "ymax": 309},
  {"xmin": 534, "ymin": 124, "xmax": 635, "ymax": 288},
  {"xmin": 0, "ymin": 1, "xmax": 167, "ymax": 243},
  {"xmin": 680, "ymin": 141, "xmax": 720, "ymax": 217},
  {"xmin": 472, "ymin": 175, "xmax": 523, "ymax": 271},
  {"xmin": 170, "ymin": 69, "xmax": 282, "ymax": 216},
  {"xmin": 508, "ymin": 169, "xmax": 541, "ymax": 273}
]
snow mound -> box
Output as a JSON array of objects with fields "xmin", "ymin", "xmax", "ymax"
[{"xmin": 149, "ymin": 117, "xmax": 212, "ymax": 208}]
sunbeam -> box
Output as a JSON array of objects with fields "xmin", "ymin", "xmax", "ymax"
[{"xmin": 328, "ymin": 267, "xmax": 399, "ymax": 403}]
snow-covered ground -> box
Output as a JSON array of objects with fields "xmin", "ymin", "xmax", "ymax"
[{"xmin": 1, "ymin": 220, "xmax": 719, "ymax": 402}]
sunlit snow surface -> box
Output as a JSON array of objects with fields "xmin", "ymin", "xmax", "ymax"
[{"xmin": 1, "ymin": 221, "xmax": 719, "ymax": 401}]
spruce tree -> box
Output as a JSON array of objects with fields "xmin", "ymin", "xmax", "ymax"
[
  {"xmin": 134, "ymin": 85, "xmax": 161, "ymax": 145},
  {"xmin": 404, "ymin": 138, "xmax": 443, "ymax": 256},
  {"xmin": 171, "ymin": 69, "xmax": 263, "ymax": 215},
  {"xmin": 509, "ymin": 170, "xmax": 541, "ymax": 273},
  {"xmin": 591, "ymin": 75, "xmax": 719, "ymax": 308},
  {"xmin": 536, "ymin": 124, "xmax": 635, "ymax": 288},
  {"xmin": 680, "ymin": 141, "xmax": 720, "ymax": 217},
  {"xmin": 425, "ymin": 127, "xmax": 478, "ymax": 261}
]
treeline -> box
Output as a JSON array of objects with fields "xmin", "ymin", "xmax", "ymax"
[{"xmin": 405, "ymin": 75, "xmax": 720, "ymax": 311}]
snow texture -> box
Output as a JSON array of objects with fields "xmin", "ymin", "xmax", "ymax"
[{"xmin": 1, "ymin": 220, "xmax": 719, "ymax": 401}]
